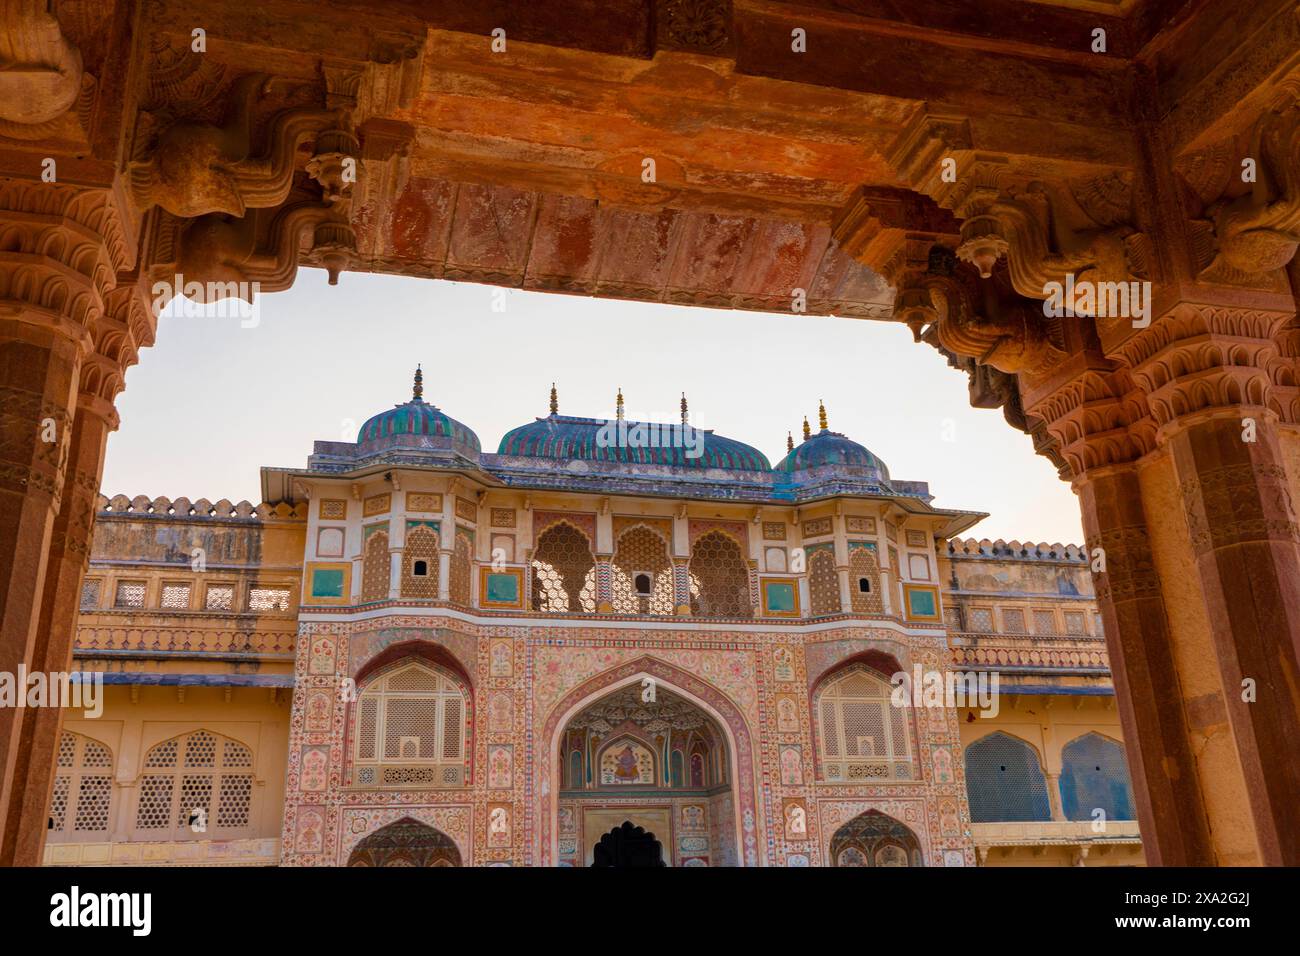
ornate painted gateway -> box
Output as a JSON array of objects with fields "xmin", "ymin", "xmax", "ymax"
[
  {"xmin": 52, "ymin": 377, "xmax": 1139, "ymax": 867},
  {"xmin": 1, "ymin": 0, "xmax": 1299, "ymax": 869}
]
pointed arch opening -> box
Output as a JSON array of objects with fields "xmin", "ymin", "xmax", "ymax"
[
  {"xmin": 829, "ymin": 810, "xmax": 923, "ymax": 867},
  {"xmin": 346, "ymin": 816, "xmax": 461, "ymax": 867}
]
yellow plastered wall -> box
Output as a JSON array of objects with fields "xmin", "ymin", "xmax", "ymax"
[
  {"xmin": 959, "ymin": 695, "xmax": 1143, "ymax": 867},
  {"xmin": 45, "ymin": 685, "xmax": 291, "ymax": 866}
]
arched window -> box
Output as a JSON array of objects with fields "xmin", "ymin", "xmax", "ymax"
[
  {"xmin": 47, "ymin": 731, "xmax": 114, "ymax": 843},
  {"xmin": 815, "ymin": 664, "xmax": 912, "ymax": 781},
  {"xmin": 1060, "ymin": 733, "xmax": 1135, "ymax": 821},
  {"xmin": 964, "ymin": 732, "xmax": 1051, "ymax": 822},
  {"xmin": 449, "ymin": 530, "xmax": 473, "ymax": 605},
  {"xmin": 401, "ymin": 525, "xmax": 440, "ymax": 599},
  {"xmin": 531, "ymin": 523, "xmax": 595, "ymax": 612},
  {"xmin": 808, "ymin": 548, "xmax": 841, "ymax": 615},
  {"xmin": 611, "ymin": 526, "xmax": 672, "ymax": 615},
  {"xmin": 353, "ymin": 660, "xmax": 469, "ymax": 788},
  {"xmin": 134, "ymin": 730, "xmax": 255, "ymax": 840},
  {"xmin": 362, "ymin": 529, "xmax": 390, "ymax": 602},
  {"xmin": 688, "ymin": 531, "xmax": 752, "ymax": 619}
]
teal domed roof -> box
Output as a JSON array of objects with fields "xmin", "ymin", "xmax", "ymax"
[
  {"xmin": 356, "ymin": 367, "xmax": 481, "ymax": 454},
  {"xmin": 776, "ymin": 404, "xmax": 889, "ymax": 480},
  {"xmin": 497, "ymin": 389, "xmax": 770, "ymax": 472}
]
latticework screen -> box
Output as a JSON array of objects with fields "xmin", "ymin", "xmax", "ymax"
[
  {"xmin": 816, "ymin": 666, "xmax": 912, "ymax": 781},
  {"xmin": 248, "ymin": 587, "xmax": 291, "ymax": 611},
  {"xmin": 1060, "ymin": 733, "xmax": 1135, "ymax": 821},
  {"xmin": 808, "ymin": 549, "xmax": 841, "ymax": 616},
  {"xmin": 353, "ymin": 661, "xmax": 468, "ymax": 788},
  {"xmin": 848, "ymin": 548, "xmax": 884, "ymax": 614},
  {"xmin": 362, "ymin": 531, "xmax": 390, "ymax": 602},
  {"xmin": 204, "ymin": 585, "xmax": 233, "ymax": 610},
  {"xmin": 1064, "ymin": 610, "xmax": 1086, "ymax": 635},
  {"xmin": 80, "ymin": 578, "xmax": 100, "ymax": 609},
  {"xmin": 610, "ymin": 526, "xmax": 673, "ymax": 615},
  {"xmin": 160, "ymin": 583, "xmax": 191, "ymax": 609},
  {"xmin": 531, "ymin": 523, "xmax": 596, "ymax": 612},
  {"xmin": 132, "ymin": 731, "xmax": 256, "ymax": 839},
  {"xmin": 46, "ymin": 732, "xmax": 114, "ymax": 843},
  {"xmin": 401, "ymin": 526, "xmax": 441, "ymax": 599},
  {"xmin": 1002, "ymin": 608, "xmax": 1027, "ymax": 633},
  {"xmin": 964, "ymin": 732, "xmax": 1052, "ymax": 822},
  {"xmin": 449, "ymin": 531, "xmax": 473, "ymax": 605},
  {"xmin": 114, "ymin": 581, "xmax": 145, "ymax": 608},
  {"xmin": 1033, "ymin": 609, "xmax": 1058, "ymax": 635},
  {"xmin": 688, "ymin": 531, "xmax": 752, "ymax": 619},
  {"xmin": 967, "ymin": 607, "xmax": 993, "ymax": 632}
]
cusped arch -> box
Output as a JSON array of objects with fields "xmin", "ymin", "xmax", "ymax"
[
  {"xmin": 1059, "ymin": 731, "xmax": 1135, "ymax": 822},
  {"xmin": 540, "ymin": 655, "xmax": 759, "ymax": 866},
  {"xmin": 811, "ymin": 661, "xmax": 915, "ymax": 782},
  {"xmin": 345, "ymin": 815, "xmax": 463, "ymax": 867},
  {"xmin": 963, "ymin": 730, "xmax": 1052, "ymax": 823}
]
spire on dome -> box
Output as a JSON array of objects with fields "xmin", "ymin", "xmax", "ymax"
[
  {"xmin": 681, "ymin": 392, "xmax": 688, "ymax": 425},
  {"xmin": 412, "ymin": 365, "xmax": 424, "ymax": 402},
  {"xmin": 818, "ymin": 399, "xmax": 828, "ymax": 432},
  {"xmin": 549, "ymin": 382, "xmax": 558, "ymax": 416},
  {"xmin": 787, "ymin": 431, "xmax": 794, "ymax": 453},
  {"xmin": 616, "ymin": 387, "xmax": 625, "ymax": 422},
  {"xmin": 802, "ymin": 416, "xmax": 811, "ymax": 441}
]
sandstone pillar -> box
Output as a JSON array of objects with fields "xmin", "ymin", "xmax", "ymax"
[
  {"xmin": 1073, "ymin": 465, "xmax": 1215, "ymax": 864},
  {"xmin": 0, "ymin": 183, "xmax": 125, "ymax": 863},
  {"xmin": 2, "ymin": 388, "xmax": 116, "ymax": 865}
]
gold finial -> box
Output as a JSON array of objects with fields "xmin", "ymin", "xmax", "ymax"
[
  {"xmin": 818, "ymin": 399, "xmax": 828, "ymax": 431},
  {"xmin": 681, "ymin": 392, "xmax": 688, "ymax": 425},
  {"xmin": 616, "ymin": 387, "xmax": 625, "ymax": 422},
  {"xmin": 412, "ymin": 365, "xmax": 424, "ymax": 402},
  {"xmin": 787, "ymin": 431, "xmax": 794, "ymax": 453},
  {"xmin": 802, "ymin": 416, "xmax": 811, "ymax": 441},
  {"xmin": 549, "ymin": 382, "xmax": 558, "ymax": 416}
]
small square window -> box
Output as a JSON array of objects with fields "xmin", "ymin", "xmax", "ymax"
[
  {"xmin": 114, "ymin": 581, "xmax": 146, "ymax": 609},
  {"xmin": 857, "ymin": 577, "xmax": 871, "ymax": 593},
  {"xmin": 160, "ymin": 583, "xmax": 191, "ymax": 609},
  {"xmin": 633, "ymin": 573, "xmax": 652, "ymax": 597},
  {"xmin": 412, "ymin": 560, "xmax": 429, "ymax": 577},
  {"xmin": 205, "ymin": 586, "xmax": 234, "ymax": 611}
]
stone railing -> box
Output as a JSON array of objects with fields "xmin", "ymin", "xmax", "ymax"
[
  {"xmin": 948, "ymin": 632, "xmax": 1110, "ymax": 671},
  {"xmin": 74, "ymin": 624, "xmax": 297, "ymax": 657},
  {"xmin": 971, "ymin": 820, "xmax": 1141, "ymax": 846},
  {"xmin": 98, "ymin": 494, "xmax": 307, "ymax": 520},
  {"xmin": 44, "ymin": 837, "xmax": 280, "ymax": 866}
]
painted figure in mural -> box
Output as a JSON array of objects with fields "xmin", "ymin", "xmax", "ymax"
[
  {"xmin": 489, "ymin": 806, "xmax": 509, "ymax": 836},
  {"xmin": 614, "ymin": 745, "xmax": 640, "ymax": 781},
  {"xmin": 787, "ymin": 804, "xmax": 807, "ymax": 836}
]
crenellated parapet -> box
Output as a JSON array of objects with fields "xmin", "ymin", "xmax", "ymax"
[
  {"xmin": 946, "ymin": 538, "xmax": 1088, "ymax": 563},
  {"xmin": 98, "ymin": 494, "xmax": 307, "ymax": 521}
]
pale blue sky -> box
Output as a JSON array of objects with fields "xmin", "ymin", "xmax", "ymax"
[{"xmin": 102, "ymin": 268, "xmax": 1084, "ymax": 544}]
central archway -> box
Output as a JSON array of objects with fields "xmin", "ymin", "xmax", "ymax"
[
  {"xmin": 346, "ymin": 816, "xmax": 461, "ymax": 867},
  {"xmin": 541, "ymin": 657, "xmax": 758, "ymax": 867}
]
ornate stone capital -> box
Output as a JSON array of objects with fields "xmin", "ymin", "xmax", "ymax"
[{"xmin": 0, "ymin": 0, "xmax": 83, "ymax": 127}]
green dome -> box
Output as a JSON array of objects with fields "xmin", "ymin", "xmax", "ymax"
[{"xmin": 356, "ymin": 367, "xmax": 481, "ymax": 454}]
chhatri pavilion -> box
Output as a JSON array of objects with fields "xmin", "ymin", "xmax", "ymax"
[{"xmin": 51, "ymin": 371, "xmax": 1135, "ymax": 866}]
